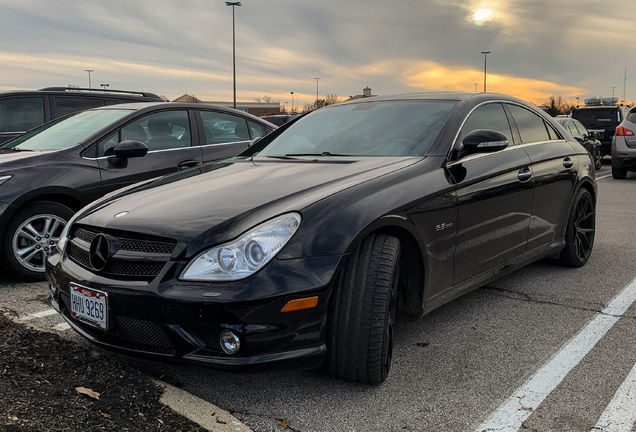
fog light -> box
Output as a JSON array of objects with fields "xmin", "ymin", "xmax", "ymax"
[{"xmin": 220, "ymin": 330, "xmax": 241, "ymax": 355}]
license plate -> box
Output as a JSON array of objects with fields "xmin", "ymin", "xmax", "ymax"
[{"xmin": 70, "ymin": 283, "xmax": 108, "ymax": 330}]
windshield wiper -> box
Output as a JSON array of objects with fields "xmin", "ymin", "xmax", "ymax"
[{"xmin": 284, "ymin": 152, "xmax": 351, "ymax": 157}]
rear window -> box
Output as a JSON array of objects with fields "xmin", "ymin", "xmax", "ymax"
[
  {"xmin": 572, "ymin": 108, "xmax": 621, "ymax": 128},
  {"xmin": 626, "ymin": 110, "xmax": 636, "ymax": 123}
]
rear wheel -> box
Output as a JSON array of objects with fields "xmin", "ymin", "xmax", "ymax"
[
  {"xmin": 612, "ymin": 164, "xmax": 627, "ymax": 179},
  {"xmin": 326, "ymin": 234, "xmax": 401, "ymax": 385},
  {"xmin": 558, "ymin": 189, "xmax": 595, "ymax": 267},
  {"xmin": 2, "ymin": 201, "xmax": 73, "ymax": 281},
  {"xmin": 594, "ymin": 149, "xmax": 603, "ymax": 170}
]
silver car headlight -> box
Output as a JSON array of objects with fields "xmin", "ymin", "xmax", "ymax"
[{"xmin": 181, "ymin": 212, "xmax": 301, "ymax": 281}]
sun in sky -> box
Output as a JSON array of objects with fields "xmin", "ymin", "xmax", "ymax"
[{"xmin": 472, "ymin": 8, "xmax": 493, "ymax": 24}]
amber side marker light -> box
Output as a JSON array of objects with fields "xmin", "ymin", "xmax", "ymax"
[{"xmin": 281, "ymin": 296, "xmax": 319, "ymax": 312}]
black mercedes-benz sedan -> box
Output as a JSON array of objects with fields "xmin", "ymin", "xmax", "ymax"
[
  {"xmin": 0, "ymin": 102, "xmax": 275, "ymax": 280},
  {"xmin": 46, "ymin": 92, "xmax": 597, "ymax": 384}
]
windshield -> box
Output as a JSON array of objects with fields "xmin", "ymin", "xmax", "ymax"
[
  {"xmin": 0, "ymin": 109, "xmax": 132, "ymax": 151},
  {"xmin": 258, "ymin": 100, "xmax": 455, "ymax": 157}
]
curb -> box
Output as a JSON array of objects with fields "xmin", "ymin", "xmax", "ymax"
[{"xmin": 155, "ymin": 379, "xmax": 253, "ymax": 432}]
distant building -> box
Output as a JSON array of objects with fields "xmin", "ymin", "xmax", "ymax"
[
  {"xmin": 346, "ymin": 87, "xmax": 377, "ymax": 101},
  {"xmin": 172, "ymin": 94, "xmax": 280, "ymax": 116}
]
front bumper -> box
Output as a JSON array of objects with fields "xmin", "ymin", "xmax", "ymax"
[{"xmin": 46, "ymin": 250, "xmax": 344, "ymax": 370}]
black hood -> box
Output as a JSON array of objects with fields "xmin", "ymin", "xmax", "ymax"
[{"xmin": 75, "ymin": 156, "xmax": 419, "ymax": 245}]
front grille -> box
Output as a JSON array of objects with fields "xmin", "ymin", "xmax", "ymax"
[
  {"xmin": 60, "ymin": 292, "xmax": 175, "ymax": 355},
  {"xmin": 67, "ymin": 225, "xmax": 177, "ymax": 281}
]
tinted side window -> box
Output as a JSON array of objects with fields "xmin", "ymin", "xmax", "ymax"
[
  {"xmin": 53, "ymin": 97, "xmax": 108, "ymax": 117},
  {"xmin": 0, "ymin": 97, "xmax": 45, "ymax": 132},
  {"xmin": 99, "ymin": 110, "xmax": 191, "ymax": 156},
  {"xmin": 248, "ymin": 120, "xmax": 268, "ymax": 139},
  {"xmin": 565, "ymin": 121, "xmax": 578, "ymax": 134},
  {"xmin": 200, "ymin": 111, "xmax": 251, "ymax": 144},
  {"xmin": 627, "ymin": 111, "xmax": 636, "ymax": 123},
  {"xmin": 507, "ymin": 105, "xmax": 550, "ymax": 143},
  {"xmin": 573, "ymin": 121, "xmax": 588, "ymax": 136},
  {"xmin": 460, "ymin": 103, "xmax": 513, "ymax": 145}
]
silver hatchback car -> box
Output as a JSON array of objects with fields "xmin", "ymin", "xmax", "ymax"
[{"xmin": 612, "ymin": 106, "xmax": 636, "ymax": 179}]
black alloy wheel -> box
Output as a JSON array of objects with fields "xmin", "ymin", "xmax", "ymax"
[
  {"xmin": 558, "ymin": 189, "xmax": 595, "ymax": 267},
  {"xmin": 594, "ymin": 149, "xmax": 603, "ymax": 170},
  {"xmin": 326, "ymin": 233, "xmax": 402, "ymax": 385}
]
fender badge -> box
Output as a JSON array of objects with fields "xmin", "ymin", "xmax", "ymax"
[{"xmin": 114, "ymin": 211, "xmax": 129, "ymax": 218}]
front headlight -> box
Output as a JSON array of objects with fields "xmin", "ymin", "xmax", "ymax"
[{"xmin": 181, "ymin": 212, "xmax": 301, "ymax": 281}]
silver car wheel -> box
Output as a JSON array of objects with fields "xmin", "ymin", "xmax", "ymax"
[{"xmin": 12, "ymin": 213, "xmax": 67, "ymax": 273}]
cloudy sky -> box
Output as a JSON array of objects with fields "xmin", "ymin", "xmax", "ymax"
[{"xmin": 1, "ymin": 0, "xmax": 634, "ymax": 108}]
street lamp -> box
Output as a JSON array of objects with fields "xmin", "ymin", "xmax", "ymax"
[
  {"xmin": 576, "ymin": 97, "xmax": 580, "ymax": 108},
  {"xmin": 290, "ymin": 91, "xmax": 294, "ymax": 113},
  {"xmin": 474, "ymin": 82, "xmax": 479, "ymax": 92},
  {"xmin": 481, "ymin": 51, "xmax": 490, "ymax": 92},
  {"xmin": 85, "ymin": 69, "xmax": 94, "ymax": 89},
  {"xmin": 612, "ymin": 86, "xmax": 616, "ymax": 103},
  {"xmin": 314, "ymin": 77, "xmax": 320, "ymax": 107},
  {"xmin": 100, "ymin": 83, "xmax": 109, "ymax": 91},
  {"xmin": 226, "ymin": 2, "xmax": 242, "ymax": 109}
]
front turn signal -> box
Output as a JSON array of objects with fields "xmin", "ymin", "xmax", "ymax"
[{"xmin": 281, "ymin": 296, "xmax": 319, "ymax": 313}]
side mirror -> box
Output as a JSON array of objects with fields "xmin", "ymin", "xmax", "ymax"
[
  {"xmin": 588, "ymin": 131, "xmax": 598, "ymax": 139},
  {"xmin": 111, "ymin": 140, "xmax": 148, "ymax": 166},
  {"xmin": 248, "ymin": 137, "xmax": 262, "ymax": 148},
  {"xmin": 575, "ymin": 136, "xmax": 585, "ymax": 144},
  {"xmin": 462, "ymin": 129, "xmax": 509, "ymax": 155}
]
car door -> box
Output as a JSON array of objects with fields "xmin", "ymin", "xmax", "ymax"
[
  {"xmin": 448, "ymin": 102, "xmax": 534, "ymax": 285},
  {"xmin": 506, "ymin": 104, "xmax": 578, "ymax": 250},
  {"xmin": 95, "ymin": 109, "xmax": 203, "ymax": 195},
  {"xmin": 196, "ymin": 110, "xmax": 256, "ymax": 163}
]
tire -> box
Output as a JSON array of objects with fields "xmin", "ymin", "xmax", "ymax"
[
  {"xmin": 326, "ymin": 234, "xmax": 402, "ymax": 385},
  {"xmin": 594, "ymin": 149, "xmax": 603, "ymax": 170},
  {"xmin": 2, "ymin": 201, "xmax": 74, "ymax": 281},
  {"xmin": 612, "ymin": 164, "xmax": 627, "ymax": 179},
  {"xmin": 558, "ymin": 189, "xmax": 595, "ymax": 267}
]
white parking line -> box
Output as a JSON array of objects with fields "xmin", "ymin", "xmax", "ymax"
[
  {"xmin": 597, "ymin": 172, "xmax": 613, "ymax": 180},
  {"xmin": 476, "ymin": 277, "xmax": 636, "ymax": 432},
  {"xmin": 592, "ymin": 361, "xmax": 636, "ymax": 432},
  {"xmin": 20, "ymin": 308, "xmax": 58, "ymax": 320},
  {"xmin": 55, "ymin": 322, "xmax": 71, "ymax": 331}
]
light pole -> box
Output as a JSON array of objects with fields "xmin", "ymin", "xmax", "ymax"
[
  {"xmin": 576, "ymin": 97, "xmax": 580, "ymax": 108},
  {"xmin": 226, "ymin": 2, "xmax": 242, "ymax": 109},
  {"xmin": 290, "ymin": 91, "xmax": 294, "ymax": 113},
  {"xmin": 314, "ymin": 77, "xmax": 320, "ymax": 108},
  {"xmin": 100, "ymin": 83, "xmax": 109, "ymax": 91},
  {"xmin": 612, "ymin": 86, "xmax": 616, "ymax": 103},
  {"xmin": 85, "ymin": 69, "xmax": 94, "ymax": 89},
  {"xmin": 481, "ymin": 51, "xmax": 490, "ymax": 92},
  {"xmin": 474, "ymin": 82, "xmax": 479, "ymax": 92}
]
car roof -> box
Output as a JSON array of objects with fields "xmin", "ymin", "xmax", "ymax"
[
  {"xmin": 0, "ymin": 87, "xmax": 162, "ymax": 100},
  {"xmin": 90, "ymin": 101, "xmax": 274, "ymax": 124}
]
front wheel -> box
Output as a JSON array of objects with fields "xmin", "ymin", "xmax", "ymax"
[
  {"xmin": 558, "ymin": 189, "xmax": 595, "ymax": 267},
  {"xmin": 2, "ymin": 201, "xmax": 74, "ymax": 280},
  {"xmin": 326, "ymin": 234, "xmax": 401, "ymax": 385}
]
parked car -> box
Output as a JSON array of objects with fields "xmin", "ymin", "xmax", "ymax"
[
  {"xmin": 46, "ymin": 92, "xmax": 596, "ymax": 385},
  {"xmin": 571, "ymin": 105, "xmax": 630, "ymax": 155},
  {"xmin": 260, "ymin": 114, "xmax": 300, "ymax": 126},
  {"xmin": 0, "ymin": 87, "xmax": 165, "ymax": 144},
  {"xmin": 555, "ymin": 117, "xmax": 603, "ymax": 169},
  {"xmin": 0, "ymin": 102, "xmax": 276, "ymax": 280},
  {"xmin": 611, "ymin": 106, "xmax": 636, "ymax": 179}
]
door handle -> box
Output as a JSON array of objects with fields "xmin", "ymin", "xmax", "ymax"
[
  {"xmin": 517, "ymin": 166, "xmax": 532, "ymax": 182},
  {"xmin": 563, "ymin": 157, "xmax": 573, "ymax": 169},
  {"xmin": 178, "ymin": 160, "xmax": 199, "ymax": 170}
]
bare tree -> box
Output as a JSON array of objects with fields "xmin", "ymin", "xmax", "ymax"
[
  {"xmin": 545, "ymin": 95, "xmax": 574, "ymax": 116},
  {"xmin": 253, "ymin": 95, "xmax": 278, "ymax": 103},
  {"xmin": 306, "ymin": 94, "xmax": 342, "ymax": 111}
]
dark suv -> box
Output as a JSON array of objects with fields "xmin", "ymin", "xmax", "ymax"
[
  {"xmin": 0, "ymin": 87, "xmax": 164, "ymax": 144},
  {"xmin": 571, "ymin": 106, "xmax": 630, "ymax": 155}
]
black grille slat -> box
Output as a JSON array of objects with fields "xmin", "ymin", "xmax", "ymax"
[{"xmin": 67, "ymin": 226, "xmax": 177, "ymax": 280}]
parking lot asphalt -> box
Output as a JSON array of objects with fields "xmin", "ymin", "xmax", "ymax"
[{"xmin": 1, "ymin": 162, "xmax": 635, "ymax": 432}]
